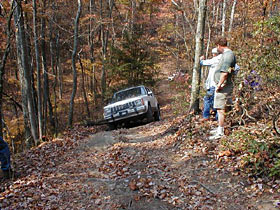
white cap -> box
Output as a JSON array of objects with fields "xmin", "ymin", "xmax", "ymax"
[{"xmin": 212, "ymin": 48, "xmax": 218, "ymax": 54}]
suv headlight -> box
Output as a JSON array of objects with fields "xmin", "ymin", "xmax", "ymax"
[
  {"xmin": 134, "ymin": 99, "xmax": 144, "ymax": 107},
  {"xmin": 104, "ymin": 108, "xmax": 111, "ymax": 116}
]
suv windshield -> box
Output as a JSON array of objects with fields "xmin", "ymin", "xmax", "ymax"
[{"xmin": 112, "ymin": 87, "xmax": 145, "ymax": 103}]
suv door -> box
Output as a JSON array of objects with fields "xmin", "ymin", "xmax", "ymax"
[{"xmin": 145, "ymin": 87, "xmax": 157, "ymax": 109}]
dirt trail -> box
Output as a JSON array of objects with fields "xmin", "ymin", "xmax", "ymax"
[{"xmin": 71, "ymin": 112, "xmax": 278, "ymax": 210}]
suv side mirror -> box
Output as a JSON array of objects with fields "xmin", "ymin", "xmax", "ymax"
[{"xmin": 147, "ymin": 91, "xmax": 153, "ymax": 96}]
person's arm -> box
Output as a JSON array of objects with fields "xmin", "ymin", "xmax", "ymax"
[
  {"xmin": 200, "ymin": 57, "xmax": 216, "ymax": 66},
  {"xmin": 216, "ymin": 72, "xmax": 228, "ymax": 92}
]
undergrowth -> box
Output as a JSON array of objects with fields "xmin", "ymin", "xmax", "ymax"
[{"xmin": 223, "ymin": 130, "xmax": 280, "ymax": 178}]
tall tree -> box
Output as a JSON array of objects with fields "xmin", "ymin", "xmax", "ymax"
[
  {"xmin": 89, "ymin": 0, "xmax": 97, "ymax": 104},
  {"xmin": 13, "ymin": 0, "xmax": 39, "ymax": 145},
  {"xmin": 222, "ymin": 0, "xmax": 228, "ymax": 36},
  {"xmin": 0, "ymin": 1, "xmax": 14, "ymax": 137},
  {"xmin": 49, "ymin": 3, "xmax": 58, "ymax": 136},
  {"xmin": 78, "ymin": 53, "xmax": 90, "ymax": 118},
  {"xmin": 41, "ymin": 0, "xmax": 55, "ymax": 134},
  {"xmin": 32, "ymin": 0, "xmax": 43, "ymax": 140},
  {"xmin": 100, "ymin": 0, "xmax": 110, "ymax": 101},
  {"xmin": 229, "ymin": 0, "xmax": 237, "ymax": 33},
  {"xmin": 189, "ymin": 0, "xmax": 207, "ymax": 112},
  {"xmin": 68, "ymin": 0, "xmax": 82, "ymax": 127}
]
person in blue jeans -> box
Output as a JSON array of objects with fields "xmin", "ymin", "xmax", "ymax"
[
  {"xmin": 203, "ymin": 86, "xmax": 217, "ymax": 120},
  {"xmin": 0, "ymin": 136, "xmax": 13, "ymax": 179},
  {"xmin": 200, "ymin": 48, "xmax": 222, "ymax": 121},
  {"xmin": 200, "ymin": 49, "xmax": 240, "ymax": 122}
]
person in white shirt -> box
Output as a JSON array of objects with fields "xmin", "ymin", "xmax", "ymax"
[{"xmin": 200, "ymin": 48, "xmax": 222, "ymax": 122}]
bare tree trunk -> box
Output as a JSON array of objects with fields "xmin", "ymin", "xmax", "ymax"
[
  {"xmin": 193, "ymin": 0, "xmax": 199, "ymax": 14},
  {"xmin": 269, "ymin": 0, "xmax": 273, "ymax": 16},
  {"xmin": 229, "ymin": 0, "xmax": 237, "ymax": 33},
  {"xmin": 242, "ymin": 0, "xmax": 249, "ymax": 42},
  {"xmin": 41, "ymin": 4, "xmax": 55, "ymax": 134},
  {"xmin": 89, "ymin": 0, "xmax": 97, "ymax": 104},
  {"xmin": 13, "ymin": 0, "xmax": 39, "ymax": 145},
  {"xmin": 92, "ymin": 65, "xmax": 97, "ymax": 103},
  {"xmin": 130, "ymin": 0, "xmax": 135, "ymax": 33},
  {"xmin": 190, "ymin": 0, "xmax": 207, "ymax": 113},
  {"xmin": 109, "ymin": 0, "xmax": 116, "ymax": 46},
  {"xmin": 49, "ymin": 8, "xmax": 58, "ymax": 137},
  {"xmin": 212, "ymin": 0, "xmax": 216, "ymax": 20},
  {"xmin": 215, "ymin": 2, "xmax": 220, "ymax": 31},
  {"xmin": 32, "ymin": 0, "xmax": 43, "ymax": 140},
  {"xmin": 56, "ymin": 32, "xmax": 63, "ymax": 100},
  {"xmin": 203, "ymin": 15, "xmax": 211, "ymax": 84},
  {"xmin": 222, "ymin": 0, "xmax": 227, "ymax": 36},
  {"xmin": 68, "ymin": 0, "xmax": 82, "ymax": 127},
  {"xmin": 181, "ymin": 11, "xmax": 191, "ymax": 58},
  {"xmin": 23, "ymin": 7, "xmax": 38, "ymax": 131},
  {"xmin": 100, "ymin": 29, "xmax": 109, "ymax": 102},
  {"xmin": 206, "ymin": 12, "xmax": 211, "ymax": 59},
  {"xmin": 78, "ymin": 54, "xmax": 90, "ymax": 118},
  {"xmin": 0, "ymin": 1, "xmax": 14, "ymax": 137},
  {"xmin": 175, "ymin": 13, "xmax": 179, "ymax": 72},
  {"xmin": 100, "ymin": 0, "xmax": 110, "ymax": 102}
]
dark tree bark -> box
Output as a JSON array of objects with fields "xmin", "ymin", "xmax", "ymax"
[
  {"xmin": 33, "ymin": 0, "xmax": 43, "ymax": 140},
  {"xmin": 100, "ymin": 0, "xmax": 106, "ymax": 101},
  {"xmin": 49, "ymin": 5, "xmax": 58, "ymax": 136},
  {"xmin": 78, "ymin": 53, "xmax": 90, "ymax": 118},
  {"xmin": 0, "ymin": 1, "xmax": 14, "ymax": 137},
  {"xmin": 68, "ymin": 0, "xmax": 82, "ymax": 127},
  {"xmin": 56, "ymin": 32, "xmax": 63, "ymax": 100},
  {"xmin": 13, "ymin": 0, "xmax": 39, "ymax": 145},
  {"xmin": 41, "ymin": 0, "xmax": 55, "ymax": 134},
  {"xmin": 190, "ymin": 0, "xmax": 207, "ymax": 113},
  {"xmin": 100, "ymin": 0, "xmax": 111, "ymax": 102},
  {"xmin": 89, "ymin": 0, "xmax": 97, "ymax": 104}
]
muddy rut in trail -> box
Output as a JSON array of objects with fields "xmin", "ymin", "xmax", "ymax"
[
  {"xmin": 71, "ymin": 56, "xmax": 180, "ymax": 210},
  {"xmin": 77, "ymin": 121, "xmax": 178, "ymax": 210}
]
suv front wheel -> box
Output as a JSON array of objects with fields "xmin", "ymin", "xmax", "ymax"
[
  {"xmin": 154, "ymin": 105, "xmax": 161, "ymax": 121},
  {"xmin": 146, "ymin": 104, "xmax": 154, "ymax": 123},
  {"xmin": 108, "ymin": 122, "xmax": 117, "ymax": 130}
]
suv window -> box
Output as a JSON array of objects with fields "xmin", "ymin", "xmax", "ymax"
[{"xmin": 112, "ymin": 87, "xmax": 143, "ymax": 103}]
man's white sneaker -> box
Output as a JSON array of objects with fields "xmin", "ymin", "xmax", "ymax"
[
  {"xmin": 209, "ymin": 133, "xmax": 224, "ymax": 140},
  {"xmin": 210, "ymin": 128, "xmax": 218, "ymax": 135}
]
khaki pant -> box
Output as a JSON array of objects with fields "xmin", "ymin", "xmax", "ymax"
[{"xmin": 213, "ymin": 87, "xmax": 233, "ymax": 109}]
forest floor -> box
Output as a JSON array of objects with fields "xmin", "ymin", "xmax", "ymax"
[{"xmin": 1, "ymin": 55, "xmax": 280, "ymax": 210}]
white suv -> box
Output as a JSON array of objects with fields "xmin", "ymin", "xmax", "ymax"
[{"xmin": 103, "ymin": 86, "xmax": 160, "ymax": 129}]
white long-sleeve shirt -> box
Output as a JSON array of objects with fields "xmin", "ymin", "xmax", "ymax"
[{"xmin": 200, "ymin": 54, "xmax": 222, "ymax": 89}]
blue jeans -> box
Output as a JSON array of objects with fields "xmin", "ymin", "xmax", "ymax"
[
  {"xmin": 0, "ymin": 141, "xmax": 11, "ymax": 171},
  {"xmin": 203, "ymin": 87, "xmax": 217, "ymax": 119}
]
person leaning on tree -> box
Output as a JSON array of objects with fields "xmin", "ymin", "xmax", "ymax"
[
  {"xmin": 209, "ymin": 36, "xmax": 237, "ymax": 140},
  {"xmin": 199, "ymin": 47, "xmax": 222, "ymax": 122}
]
